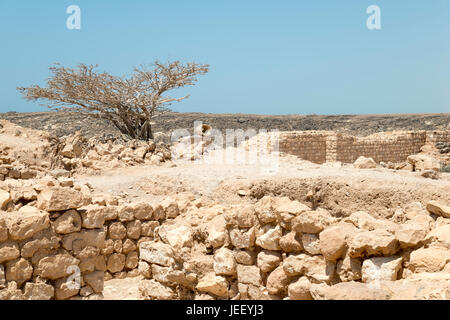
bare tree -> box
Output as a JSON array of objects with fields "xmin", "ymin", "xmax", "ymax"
[{"xmin": 18, "ymin": 61, "xmax": 209, "ymax": 140}]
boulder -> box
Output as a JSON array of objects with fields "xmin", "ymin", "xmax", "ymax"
[
  {"xmin": 310, "ymin": 281, "xmax": 390, "ymax": 300},
  {"xmin": 0, "ymin": 189, "xmax": 11, "ymax": 210},
  {"xmin": 361, "ymin": 256, "xmax": 402, "ymax": 283},
  {"xmin": 423, "ymin": 224, "xmax": 450, "ymax": 249},
  {"xmin": 426, "ymin": 201, "xmax": 450, "ymax": 218},
  {"xmin": 140, "ymin": 242, "xmax": 175, "ymax": 267},
  {"xmin": 0, "ymin": 242, "xmax": 20, "ymax": 264},
  {"xmin": 53, "ymin": 210, "xmax": 82, "ymax": 234},
  {"xmin": 255, "ymin": 225, "xmax": 282, "ymax": 251},
  {"xmin": 302, "ymin": 233, "xmax": 321, "ymax": 255},
  {"xmin": 349, "ymin": 229, "xmax": 398, "ymax": 258},
  {"xmin": 407, "ymin": 154, "xmax": 440, "ymax": 172},
  {"xmin": 257, "ymin": 250, "xmax": 281, "ymax": 273},
  {"xmin": 229, "ymin": 227, "xmax": 255, "ymax": 249},
  {"xmin": 336, "ymin": 255, "xmax": 362, "ymax": 282},
  {"xmin": 236, "ymin": 265, "xmax": 262, "ymax": 287},
  {"xmin": 353, "ymin": 156, "xmax": 377, "ymax": 169},
  {"xmin": 37, "ymin": 187, "xmax": 88, "ymax": 211},
  {"xmin": 35, "ymin": 253, "xmax": 80, "ymax": 280},
  {"xmin": 288, "ymin": 277, "xmax": 313, "ymax": 300},
  {"xmin": 139, "ymin": 279, "xmax": 176, "ymax": 300},
  {"xmin": 279, "ymin": 231, "xmax": 303, "ymax": 253},
  {"xmin": 409, "ymin": 247, "xmax": 450, "ymax": 273},
  {"xmin": 4, "ymin": 209, "xmax": 50, "ymax": 241},
  {"xmin": 292, "ymin": 209, "xmax": 334, "ymax": 234},
  {"xmin": 23, "ymin": 283, "xmax": 54, "ymax": 300},
  {"xmin": 213, "ymin": 247, "xmax": 236, "ymax": 276},
  {"xmin": 196, "ymin": 273, "xmax": 229, "ymax": 298},
  {"xmin": 5, "ymin": 258, "xmax": 33, "ymax": 286},
  {"xmin": 266, "ymin": 266, "xmax": 289, "ymax": 296}
]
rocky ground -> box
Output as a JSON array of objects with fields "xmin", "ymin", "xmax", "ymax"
[
  {"xmin": 1, "ymin": 111, "xmax": 449, "ymax": 139},
  {"xmin": 0, "ymin": 116, "xmax": 449, "ymax": 300}
]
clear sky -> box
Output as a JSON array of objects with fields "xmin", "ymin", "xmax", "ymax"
[{"xmin": 1, "ymin": 0, "xmax": 450, "ymax": 114}]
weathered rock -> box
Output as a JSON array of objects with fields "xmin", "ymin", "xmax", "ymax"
[
  {"xmin": 130, "ymin": 202, "xmax": 153, "ymax": 220},
  {"xmin": 257, "ymin": 250, "xmax": 281, "ymax": 273},
  {"xmin": 292, "ymin": 209, "xmax": 334, "ymax": 234},
  {"xmin": 255, "ymin": 225, "xmax": 282, "ymax": 251},
  {"xmin": 107, "ymin": 253, "xmax": 126, "ymax": 273},
  {"xmin": 55, "ymin": 277, "xmax": 79, "ymax": 300},
  {"xmin": 4, "ymin": 209, "xmax": 50, "ymax": 241},
  {"xmin": 279, "ymin": 231, "xmax": 303, "ymax": 253},
  {"xmin": 423, "ymin": 224, "xmax": 450, "ymax": 249},
  {"xmin": 214, "ymin": 247, "xmax": 236, "ymax": 276},
  {"xmin": 37, "ymin": 187, "xmax": 88, "ymax": 211},
  {"xmin": 5, "ymin": 258, "xmax": 33, "ymax": 286},
  {"xmin": 126, "ymin": 220, "xmax": 142, "ymax": 240},
  {"xmin": 0, "ymin": 242, "xmax": 20, "ymax": 263},
  {"xmin": 349, "ymin": 229, "xmax": 398, "ymax": 258},
  {"xmin": 62, "ymin": 229, "xmax": 105, "ymax": 252},
  {"xmin": 353, "ymin": 156, "xmax": 377, "ymax": 169},
  {"xmin": 165, "ymin": 225, "xmax": 193, "ymax": 249},
  {"xmin": 336, "ymin": 255, "xmax": 362, "ymax": 282},
  {"xmin": 125, "ymin": 251, "xmax": 139, "ymax": 270},
  {"xmin": 361, "ymin": 256, "xmax": 402, "ymax": 283},
  {"xmin": 80, "ymin": 207, "xmax": 105, "ymax": 229},
  {"xmin": 426, "ymin": 200, "xmax": 450, "ymax": 218},
  {"xmin": 35, "ymin": 253, "xmax": 80, "ymax": 280},
  {"xmin": 0, "ymin": 265, "xmax": 5, "ymax": 289},
  {"xmin": 141, "ymin": 221, "xmax": 159, "ymax": 238},
  {"xmin": 23, "ymin": 282, "xmax": 54, "ymax": 300},
  {"xmin": 407, "ymin": 154, "xmax": 440, "ymax": 172},
  {"xmin": 319, "ymin": 223, "xmax": 355, "ymax": 261},
  {"xmin": 0, "ymin": 218, "xmax": 7, "ymax": 242},
  {"xmin": 288, "ymin": 277, "xmax": 313, "ymax": 300},
  {"xmin": 206, "ymin": 215, "xmax": 227, "ymax": 248},
  {"xmin": 84, "ymin": 271, "xmax": 103, "ymax": 293},
  {"xmin": 409, "ymin": 247, "xmax": 450, "ymax": 273},
  {"xmin": 53, "ymin": 210, "xmax": 82, "ymax": 234},
  {"xmin": 254, "ymin": 196, "xmax": 277, "ymax": 224},
  {"xmin": 122, "ymin": 238, "xmax": 137, "ymax": 254},
  {"xmin": 302, "ymin": 233, "xmax": 321, "ymax": 255},
  {"xmin": 236, "ymin": 205, "xmax": 257, "ymax": 228},
  {"xmin": 139, "ymin": 279, "xmax": 176, "ymax": 300},
  {"xmin": 266, "ymin": 266, "xmax": 289, "ymax": 296},
  {"xmin": 140, "ymin": 242, "xmax": 175, "ymax": 267},
  {"xmin": 283, "ymin": 254, "xmax": 308, "ymax": 276},
  {"xmin": 236, "ymin": 265, "xmax": 262, "ymax": 286},
  {"xmin": 108, "ymin": 222, "xmax": 127, "ymax": 240},
  {"xmin": 229, "ymin": 227, "xmax": 255, "ymax": 249},
  {"xmin": 310, "ymin": 282, "xmax": 390, "ymax": 300},
  {"xmin": 395, "ymin": 220, "xmax": 428, "ymax": 248},
  {"xmin": 161, "ymin": 198, "xmax": 179, "ymax": 219},
  {"xmin": 138, "ymin": 261, "xmax": 152, "ymax": 278},
  {"xmin": 196, "ymin": 273, "xmax": 229, "ymax": 298},
  {"xmin": 233, "ymin": 249, "xmax": 256, "ymax": 265},
  {"xmin": 0, "ymin": 189, "xmax": 11, "ymax": 210}
]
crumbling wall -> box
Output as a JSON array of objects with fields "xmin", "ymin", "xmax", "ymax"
[
  {"xmin": 137, "ymin": 196, "xmax": 450, "ymax": 300},
  {"xmin": 0, "ymin": 186, "xmax": 105, "ymax": 300},
  {"xmin": 277, "ymin": 130, "xmax": 450, "ymax": 164},
  {"xmin": 278, "ymin": 132, "xmax": 329, "ymax": 164}
]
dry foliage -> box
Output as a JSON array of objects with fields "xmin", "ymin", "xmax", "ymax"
[{"xmin": 18, "ymin": 61, "xmax": 209, "ymax": 140}]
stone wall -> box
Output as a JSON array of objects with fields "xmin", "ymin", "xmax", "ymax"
[
  {"xmin": 277, "ymin": 130, "xmax": 450, "ymax": 164},
  {"xmin": 137, "ymin": 196, "xmax": 450, "ymax": 300},
  {"xmin": 0, "ymin": 186, "xmax": 104, "ymax": 300},
  {"xmin": 278, "ymin": 131, "xmax": 330, "ymax": 164}
]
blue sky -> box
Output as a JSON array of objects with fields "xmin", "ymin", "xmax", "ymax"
[{"xmin": 1, "ymin": 0, "xmax": 450, "ymax": 114}]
